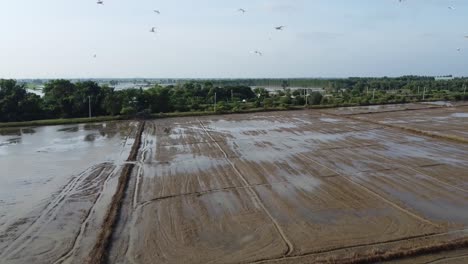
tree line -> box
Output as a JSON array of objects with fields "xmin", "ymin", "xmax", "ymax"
[
  {"xmin": 1, "ymin": 78, "xmax": 467, "ymax": 122},
  {"xmin": 0, "ymin": 79, "xmax": 257, "ymax": 122}
]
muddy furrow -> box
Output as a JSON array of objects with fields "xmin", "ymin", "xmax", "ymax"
[
  {"xmin": 136, "ymin": 180, "xmax": 290, "ymax": 210},
  {"xmin": 426, "ymin": 253, "xmax": 468, "ymax": 264},
  {"xmin": 344, "ymin": 105, "xmax": 444, "ymax": 116},
  {"xmin": 0, "ymin": 164, "xmax": 107, "ymax": 260},
  {"xmin": 86, "ymin": 121, "xmax": 145, "ymax": 264},
  {"xmin": 314, "ymin": 119, "xmax": 468, "ymax": 193},
  {"xmin": 296, "ymin": 153, "xmax": 438, "ymax": 227},
  {"xmin": 198, "ymin": 120, "xmax": 294, "ymax": 257},
  {"xmin": 52, "ymin": 165, "xmax": 117, "ymax": 264},
  {"xmin": 251, "ymin": 228, "xmax": 468, "ymax": 264},
  {"xmin": 320, "ymin": 110, "xmax": 468, "ymax": 144},
  {"xmin": 132, "ymin": 123, "xmax": 153, "ymax": 210}
]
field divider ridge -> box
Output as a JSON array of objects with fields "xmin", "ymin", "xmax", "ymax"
[
  {"xmin": 318, "ymin": 110, "xmax": 468, "ymax": 144},
  {"xmin": 85, "ymin": 121, "xmax": 146, "ymax": 264},
  {"xmin": 198, "ymin": 120, "xmax": 295, "ymax": 257}
]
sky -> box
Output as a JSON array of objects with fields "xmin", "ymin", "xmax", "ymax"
[{"xmin": 0, "ymin": 0, "xmax": 467, "ymax": 79}]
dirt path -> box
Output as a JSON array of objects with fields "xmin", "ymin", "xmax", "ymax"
[{"xmin": 85, "ymin": 121, "xmax": 145, "ymax": 264}]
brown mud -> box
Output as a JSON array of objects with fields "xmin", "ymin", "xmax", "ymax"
[{"xmin": 1, "ymin": 103, "xmax": 468, "ymax": 264}]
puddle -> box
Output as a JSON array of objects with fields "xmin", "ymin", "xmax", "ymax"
[
  {"xmin": 320, "ymin": 118, "xmax": 342, "ymax": 123},
  {"xmin": 0, "ymin": 121, "xmax": 133, "ymax": 233},
  {"xmin": 198, "ymin": 191, "xmax": 243, "ymax": 218},
  {"xmin": 452, "ymin": 113, "xmax": 468, "ymax": 118},
  {"xmin": 422, "ymin": 101, "xmax": 453, "ymax": 107}
]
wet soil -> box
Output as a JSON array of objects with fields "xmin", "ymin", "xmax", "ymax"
[
  {"xmin": 1, "ymin": 102, "xmax": 468, "ymax": 263},
  {"xmin": 109, "ymin": 105, "xmax": 467, "ymax": 263}
]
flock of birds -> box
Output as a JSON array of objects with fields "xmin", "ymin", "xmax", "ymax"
[
  {"xmin": 93, "ymin": 0, "xmax": 286, "ymax": 58},
  {"xmin": 93, "ymin": 0, "xmax": 468, "ymax": 58}
]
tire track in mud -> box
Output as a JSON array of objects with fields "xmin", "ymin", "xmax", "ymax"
[
  {"xmin": 86, "ymin": 121, "xmax": 145, "ymax": 264},
  {"xmin": 296, "ymin": 152, "xmax": 438, "ymax": 227},
  {"xmin": 132, "ymin": 122, "xmax": 154, "ymax": 210},
  {"xmin": 426, "ymin": 253, "xmax": 468, "ymax": 264},
  {"xmin": 52, "ymin": 165, "xmax": 117, "ymax": 264},
  {"xmin": 370, "ymin": 152, "xmax": 468, "ymax": 193},
  {"xmin": 198, "ymin": 120, "xmax": 295, "ymax": 257},
  {"xmin": 116, "ymin": 124, "xmax": 152, "ymax": 264},
  {"xmin": 343, "ymin": 105, "xmax": 444, "ymax": 116},
  {"xmin": 251, "ymin": 228, "xmax": 468, "ymax": 264},
  {"xmin": 0, "ymin": 164, "xmax": 109, "ymax": 261},
  {"xmin": 317, "ymin": 112, "xmax": 468, "ymax": 194},
  {"xmin": 259, "ymin": 114, "xmax": 438, "ymax": 226},
  {"xmin": 136, "ymin": 180, "xmax": 290, "ymax": 209},
  {"xmin": 319, "ymin": 109, "xmax": 468, "ymax": 145}
]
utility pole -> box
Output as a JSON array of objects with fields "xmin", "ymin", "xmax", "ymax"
[
  {"xmin": 88, "ymin": 96, "xmax": 92, "ymax": 118},
  {"xmin": 464, "ymin": 84, "xmax": 467, "ymax": 96},
  {"xmin": 366, "ymin": 86, "xmax": 369, "ymax": 96},
  {"xmin": 305, "ymin": 89, "xmax": 308, "ymax": 106},
  {"xmin": 423, "ymin": 87, "xmax": 426, "ymax": 101},
  {"xmin": 231, "ymin": 89, "xmax": 234, "ymax": 102},
  {"xmin": 214, "ymin": 92, "xmax": 217, "ymax": 112},
  {"xmin": 372, "ymin": 89, "xmax": 375, "ymax": 101},
  {"xmin": 417, "ymin": 86, "xmax": 420, "ymax": 95}
]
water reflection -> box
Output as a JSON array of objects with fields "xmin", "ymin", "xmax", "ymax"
[
  {"xmin": 0, "ymin": 137, "xmax": 22, "ymax": 146},
  {"xmin": 0, "ymin": 121, "xmax": 134, "ymax": 234},
  {"xmin": 58, "ymin": 126, "xmax": 79, "ymax": 133},
  {"xmin": 21, "ymin": 128, "xmax": 36, "ymax": 134},
  {"xmin": 84, "ymin": 133, "xmax": 97, "ymax": 142},
  {"xmin": 0, "ymin": 128, "xmax": 22, "ymax": 136}
]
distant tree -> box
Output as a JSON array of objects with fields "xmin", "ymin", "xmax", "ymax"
[
  {"xmin": 309, "ymin": 92, "xmax": 323, "ymax": 105},
  {"xmin": 43, "ymin": 80, "xmax": 76, "ymax": 117},
  {"xmin": 281, "ymin": 80, "xmax": 289, "ymax": 91},
  {"xmin": 0, "ymin": 79, "xmax": 44, "ymax": 121}
]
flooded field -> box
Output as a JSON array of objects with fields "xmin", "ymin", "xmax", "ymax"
[
  {"xmin": 0, "ymin": 122, "xmax": 138, "ymax": 264},
  {"xmin": 358, "ymin": 106, "xmax": 468, "ymax": 141},
  {"xmin": 1, "ymin": 102, "xmax": 468, "ymax": 264}
]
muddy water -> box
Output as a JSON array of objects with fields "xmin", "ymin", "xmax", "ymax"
[{"xmin": 0, "ymin": 122, "xmax": 133, "ymax": 235}]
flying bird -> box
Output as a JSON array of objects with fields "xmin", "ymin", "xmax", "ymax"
[
  {"xmin": 97, "ymin": 0, "xmax": 104, "ymax": 5},
  {"xmin": 465, "ymin": 36, "xmax": 468, "ymax": 39},
  {"xmin": 154, "ymin": 10, "xmax": 160, "ymax": 14},
  {"xmin": 275, "ymin": 26, "xmax": 285, "ymax": 30},
  {"xmin": 93, "ymin": 54, "xmax": 97, "ymax": 58},
  {"xmin": 448, "ymin": 6, "xmax": 455, "ymax": 10},
  {"xmin": 457, "ymin": 48, "xmax": 461, "ymax": 52},
  {"xmin": 238, "ymin": 8, "xmax": 246, "ymax": 13},
  {"xmin": 150, "ymin": 27, "xmax": 156, "ymax": 33},
  {"xmin": 253, "ymin": 50, "xmax": 263, "ymax": 56}
]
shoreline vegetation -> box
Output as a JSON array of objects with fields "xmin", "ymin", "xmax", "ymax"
[
  {"xmin": 1, "ymin": 77, "xmax": 467, "ymax": 128},
  {"xmin": 0, "ymin": 99, "xmax": 466, "ymax": 129}
]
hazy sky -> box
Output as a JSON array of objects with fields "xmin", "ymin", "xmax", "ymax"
[{"xmin": 0, "ymin": 0, "xmax": 467, "ymax": 78}]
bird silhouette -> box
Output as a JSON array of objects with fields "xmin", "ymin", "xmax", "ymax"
[{"xmin": 253, "ymin": 50, "xmax": 263, "ymax": 56}]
